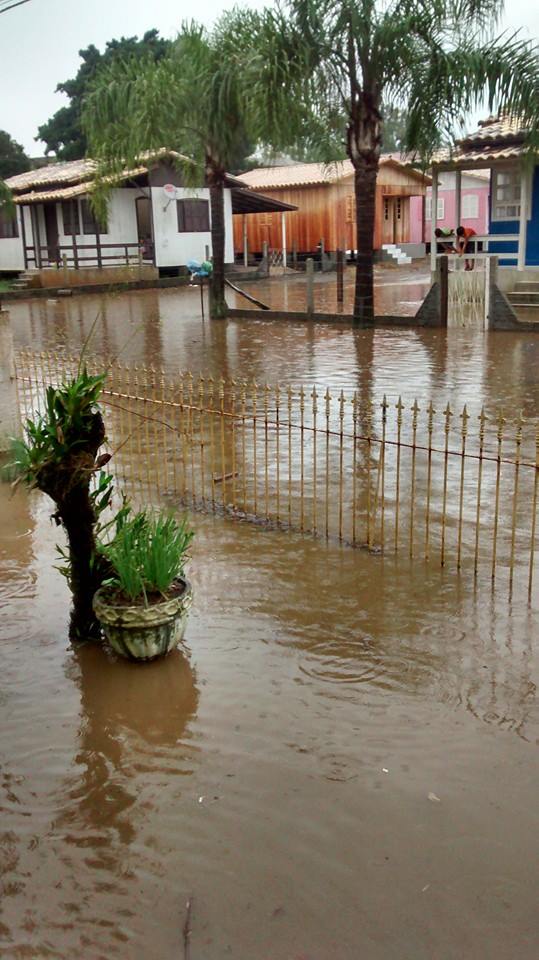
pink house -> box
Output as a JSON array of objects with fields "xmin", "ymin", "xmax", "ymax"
[{"xmin": 410, "ymin": 170, "xmax": 490, "ymax": 244}]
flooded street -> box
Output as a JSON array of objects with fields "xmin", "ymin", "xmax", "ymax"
[{"xmin": 1, "ymin": 285, "xmax": 539, "ymax": 958}]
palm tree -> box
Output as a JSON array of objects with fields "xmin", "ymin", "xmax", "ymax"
[
  {"xmin": 83, "ymin": 18, "xmax": 257, "ymax": 319},
  {"xmin": 248, "ymin": 0, "xmax": 539, "ymax": 324}
]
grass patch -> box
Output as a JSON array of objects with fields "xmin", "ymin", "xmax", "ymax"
[{"xmin": 0, "ymin": 280, "xmax": 12, "ymax": 293}]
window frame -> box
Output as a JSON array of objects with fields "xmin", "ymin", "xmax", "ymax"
[
  {"xmin": 461, "ymin": 194, "xmax": 479, "ymax": 220},
  {"xmin": 62, "ymin": 200, "xmax": 81, "ymax": 236},
  {"xmin": 425, "ymin": 196, "xmax": 445, "ymax": 221},
  {"xmin": 491, "ymin": 166, "xmax": 521, "ymax": 222},
  {"xmin": 0, "ymin": 208, "xmax": 19, "ymax": 240},
  {"xmin": 176, "ymin": 198, "xmax": 210, "ymax": 233},
  {"xmin": 81, "ymin": 198, "xmax": 107, "ymax": 235}
]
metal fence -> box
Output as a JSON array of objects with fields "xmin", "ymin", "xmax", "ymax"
[{"xmin": 14, "ymin": 349, "xmax": 539, "ymax": 601}]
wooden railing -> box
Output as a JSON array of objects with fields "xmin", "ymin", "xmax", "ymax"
[{"xmin": 25, "ymin": 241, "xmax": 154, "ymax": 270}]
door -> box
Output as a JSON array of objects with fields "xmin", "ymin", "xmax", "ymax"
[
  {"xmin": 394, "ymin": 196, "xmax": 407, "ymax": 244},
  {"xmin": 382, "ymin": 196, "xmax": 396, "ymax": 244},
  {"xmin": 44, "ymin": 204, "xmax": 59, "ymax": 265},
  {"xmin": 136, "ymin": 197, "xmax": 153, "ymax": 262}
]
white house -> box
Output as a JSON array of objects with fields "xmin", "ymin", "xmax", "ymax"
[{"xmin": 0, "ymin": 150, "xmax": 294, "ymax": 278}]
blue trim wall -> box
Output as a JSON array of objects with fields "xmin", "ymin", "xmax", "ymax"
[{"xmin": 488, "ymin": 164, "xmax": 539, "ymax": 266}]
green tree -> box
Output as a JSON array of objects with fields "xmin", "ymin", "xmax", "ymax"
[
  {"xmin": 0, "ymin": 129, "xmax": 31, "ymax": 179},
  {"xmin": 83, "ymin": 17, "xmax": 259, "ymax": 319},
  {"xmin": 249, "ymin": 0, "xmax": 539, "ymax": 323},
  {"xmin": 37, "ymin": 30, "xmax": 171, "ymax": 159}
]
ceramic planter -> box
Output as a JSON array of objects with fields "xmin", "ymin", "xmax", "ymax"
[{"xmin": 93, "ymin": 577, "xmax": 192, "ymax": 661}]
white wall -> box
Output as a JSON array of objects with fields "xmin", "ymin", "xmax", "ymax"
[
  {"xmin": 56, "ymin": 188, "xmax": 141, "ymax": 265},
  {"xmin": 151, "ymin": 186, "xmax": 234, "ymax": 268},
  {"xmin": 0, "ymin": 207, "xmax": 25, "ymax": 272}
]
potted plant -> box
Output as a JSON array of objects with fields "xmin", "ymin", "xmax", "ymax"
[{"xmin": 93, "ymin": 510, "xmax": 194, "ymax": 661}]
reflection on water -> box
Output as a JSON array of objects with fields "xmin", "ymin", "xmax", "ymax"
[
  {"xmin": 2, "ymin": 285, "xmax": 539, "ymax": 958},
  {"xmin": 8, "ymin": 283, "xmax": 539, "ymax": 422}
]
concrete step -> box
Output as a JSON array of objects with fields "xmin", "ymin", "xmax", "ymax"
[
  {"xmin": 513, "ymin": 281, "xmax": 539, "ymax": 292},
  {"xmin": 507, "ymin": 292, "xmax": 539, "ymax": 305},
  {"xmin": 11, "ymin": 282, "xmax": 29, "ymax": 289}
]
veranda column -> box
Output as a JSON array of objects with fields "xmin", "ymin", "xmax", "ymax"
[
  {"xmin": 430, "ymin": 170, "xmax": 439, "ymax": 275},
  {"xmin": 0, "ymin": 310, "xmax": 19, "ymax": 452},
  {"xmin": 243, "ymin": 215, "xmax": 248, "ymax": 267},
  {"xmin": 517, "ymin": 166, "xmax": 528, "ymax": 271},
  {"xmin": 455, "ymin": 170, "xmax": 462, "ymax": 230},
  {"xmin": 281, "ymin": 212, "xmax": 287, "ymax": 270}
]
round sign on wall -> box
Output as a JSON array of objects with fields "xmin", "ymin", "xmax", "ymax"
[{"xmin": 163, "ymin": 184, "xmax": 177, "ymax": 199}]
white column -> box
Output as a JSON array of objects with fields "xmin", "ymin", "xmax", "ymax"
[
  {"xmin": 281, "ymin": 212, "xmax": 287, "ymax": 271},
  {"xmin": 517, "ymin": 167, "xmax": 528, "ymax": 271},
  {"xmin": 430, "ymin": 170, "xmax": 438, "ymax": 274},
  {"xmin": 243, "ymin": 215, "xmax": 248, "ymax": 267},
  {"xmin": 0, "ymin": 310, "xmax": 19, "ymax": 451},
  {"xmin": 455, "ymin": 170, "xmax": 462, "ymax": 230}
]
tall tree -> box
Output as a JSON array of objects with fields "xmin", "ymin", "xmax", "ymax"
[
  {"xmin": 248, "ymin": 0, "xmax": 539, "ymax": 323},
  {"xmin": 37, "ymin": 31, "xmax": 171, "ymax": 159},
  {"xmin": 83, "ymin": 17, "xmax": 258, "ymax": 319},
  {"xmin": 0, "ymin": 129, "xmax": 31, "ymax": 179}
]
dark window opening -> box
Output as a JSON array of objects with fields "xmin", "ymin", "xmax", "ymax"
[
  {"xmin": 62, "ymin": 201, "xmax": 80, "ymax": 236},
  {"xmin": 0, "ymin": 209, "xmax": 19, "ymax": 239},
  {"xmin": 177, "ymin": 199, "xmax": 210, "ymax": 233},
  {"xmin": 81, "ymin": 199, "xmax": 107, "ymax": 235}
]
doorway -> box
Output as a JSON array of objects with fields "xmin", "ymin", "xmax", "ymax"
[
  {"xmin": 381, "ymin": 196, "xmax": 408, "ymax": 246},
  {"xmin": 136, "ymin": 196, "xmax": 154, "ymax": 262},
  {"xmin": 44, "ymin": 204, "xmax": 59, "ymax": 266}
]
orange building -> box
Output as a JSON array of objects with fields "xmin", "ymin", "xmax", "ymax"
[{"xmin": 235, "ymin": 157, "xmax": 431, "ymax": 258}]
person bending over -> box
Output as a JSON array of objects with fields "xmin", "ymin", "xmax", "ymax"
[{"xmin": 455, "ymin": 226, "xmax": 477, "ymax": 271}]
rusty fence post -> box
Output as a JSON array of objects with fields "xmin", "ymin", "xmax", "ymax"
[{"xmin": 336, "ymin": 249, "xmax": 344, "ymax": 305}]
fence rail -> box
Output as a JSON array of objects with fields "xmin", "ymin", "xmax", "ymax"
[{"xmin": 14, "ymin": 349, "xmax": 539, "ymax": 601}]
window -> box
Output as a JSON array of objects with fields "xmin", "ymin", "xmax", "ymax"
[
  {"xmin": 395, "ymin": 198, "xmax": 402, "ymax": 221},
  {"xmin": 259, "ymin": 213, "xmax": 273, "ymax": 227},
  {"xmin": 345, "ymin": 194, "xmax": 355, "ymax": 223},
  {"xmin": 492, "ymin": 167, "xmax": 521, "ymax": 221},
  {"xmin": 425, "ymin": 196, "xmax": 445, "ymax": 221},
  {"xmin": 0, "ymin": 209, "xmax": 18, "ymax": 239},
  {"xmin": 383, "ymin": 198, "xmax": 390, "ymax": 221},
  {"xmin": 177, "ymin": 199, "xmax": 210, "ymax": 232},
  {"xmin": 81, "ymin": 199, "xmax": 107, "ymax": 235},
  {"xmin": 62, "ymin": 200, "xmax": 80, "ymax": 236},
  {"xmin": 462, "ymin": 194, "xmax": 479, "ymax": 219}
]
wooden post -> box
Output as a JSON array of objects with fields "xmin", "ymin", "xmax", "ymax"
[
  {"xmin": 72, "ymin": 207, "xmax": 79, "ymax": 270},
  {"xmin": 455, "ymin": 170, "xmax": 462, "ymax": 231},
  {"xmin": 336, "ymin": 249, "xmax": 344, "ymax": 304},
  {"xmin": 0, "ymin": 309, "xmax": 19, "ymax": 451},
  {"xmin": 95, "ymin": 226, "xmax": 102, "ymax": 269},
  {"xmin": 205, "ymin": 244, "xmax": 210, "ymax": 262},
  {"xmin": 281, "ymin": 212, "xmax": 287, "ymax": 271},
  {"xmin": 438, "ymin": 254, "xmax": 448, "ymax": 328},
  {"xmin": 62, "ymin": 254, "xmax": 69, "ymax": 284},
  {"xmin": 31, "ymin": 206, "xmax": 42, "ymax": 269},
  {"xmin": 243, "ymin": 215, "xmax": 248, "ymax": 267},
  {"xmin": 518, "ymin": 165, "xmax": 528, "ymax": 271},
  {"xmin": 319, "ymin": 237, "xmax": 325, "ymax": 270},
  {"xmin": 430, "ymin": 171, "xmax": 438, "ymax": 275},
  {"xmin": 306, "ymin": 257, "xmax": 314, "ymax": 317},
  {"xmin": 20, "ymin": 205, "xmax": 28, "ymax": 270},
  {"xmin": 262, "ymin": 240, "xmax": 269, "ymax": 277},
  {"xmin": 138, "ymin": 245, "xmax": 143, "ymax": 279}
]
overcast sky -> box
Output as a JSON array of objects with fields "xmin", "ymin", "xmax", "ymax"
[{"xmin": 0, "ymin": 0, "xmax": 538, "ymax": 156}]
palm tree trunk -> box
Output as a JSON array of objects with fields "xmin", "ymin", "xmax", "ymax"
[
  {"xmin": 208, "ymin": 180, "xmax": 228, "ymax": 319},
  {"xmin": 353, "ymin": 160, "xmax": 378, "ymax": 325}
]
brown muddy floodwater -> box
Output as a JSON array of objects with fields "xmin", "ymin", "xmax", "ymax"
[{"xmin": 1, "ymin": 283, "xmax": 539, "ymax": 959}]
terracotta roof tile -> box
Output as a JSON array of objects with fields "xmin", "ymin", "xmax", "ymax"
[{"xmin": 240, "ymin": 155, "xmax": 428, "ymax": 190}]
